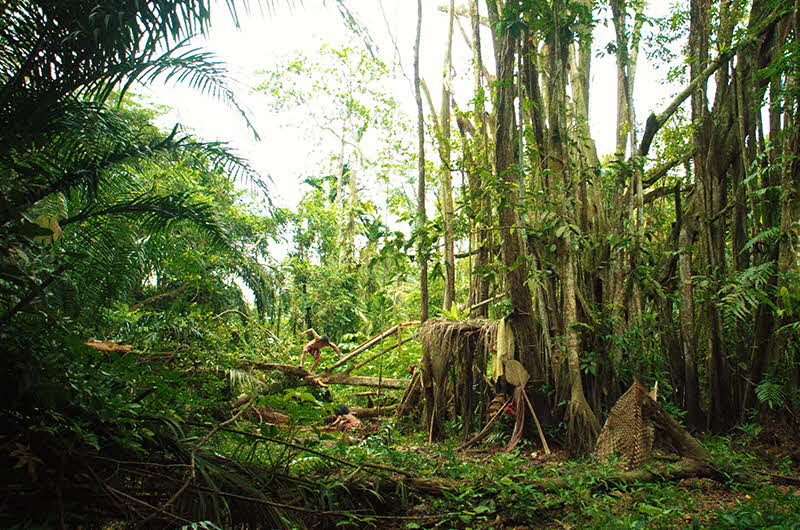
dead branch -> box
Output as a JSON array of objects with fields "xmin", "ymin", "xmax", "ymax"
[
  {"xmin": 327, "ymin": 321, "xmax": 420, "ymax": 372},
  {"xmin": 320, "ymin": 373, "xmax": 408, "ymax": 389},
  {"xmin": 236, "ymin": 361, "xmax": 410, "ymax": 389},
  {"xmin": 344, "ymin": 334, "xmax": 417, "ymax": 374}
]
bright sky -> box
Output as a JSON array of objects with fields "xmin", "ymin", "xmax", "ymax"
[{"xmin": 142, "ymin": 1, "xmax": 679, "ymax": 210}]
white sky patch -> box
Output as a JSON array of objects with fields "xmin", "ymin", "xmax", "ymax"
[{"xmin": 141, "ymin": 1, "xmax": 682, "ymax": 214}]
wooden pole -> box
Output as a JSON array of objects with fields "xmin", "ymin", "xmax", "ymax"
[{"xmin": 521, "ymin": 389, "xmax": 551, "ymax": 455}]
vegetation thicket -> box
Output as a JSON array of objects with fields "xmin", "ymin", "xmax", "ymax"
[{"xmin": 1, "ymin": 0, "xmax": 799, "ymax": 527}]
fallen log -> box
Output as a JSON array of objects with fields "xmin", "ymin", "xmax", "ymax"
[
  {"xmin": 322, "ymin": 405, "xmax": 398, "ymax": 423},
  {"xmin": 321, "ymin": 373, "xmax": 408, "ymax": 389},
  {"xmin": 530, "ymin": 458, "xmax": 716, "ymax": 491},
  {"xmin": 370, "ymin": 457, "xmax": 753, "ymax": 499},
  {"xmin": 237, "ymin": 362, "xmax": 409, "ymax": 389}
]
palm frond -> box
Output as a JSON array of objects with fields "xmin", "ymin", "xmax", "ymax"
[
  {"xmin": 1, "ymin": 0, "xmax": 264, "ymax": 154},
  {"xmin": 107, "ymin": 43, "xmax": 260, "ymax": 139},
  {"xmin": 62, "ymin": 191, "xmax": 229, "ymax": 250},
  {"xmin": 4, "ymin": 109, "xmax": 261, "ymax": 223}
]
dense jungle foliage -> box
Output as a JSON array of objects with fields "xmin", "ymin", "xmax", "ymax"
[{"xmin": 1, "ymin": 0, "xmax": 799, "ymax": 528}]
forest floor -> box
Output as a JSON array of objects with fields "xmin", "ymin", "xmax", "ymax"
[{"xmin": 293, "ymin": 415, "xmax": 800, "ymax": 528}]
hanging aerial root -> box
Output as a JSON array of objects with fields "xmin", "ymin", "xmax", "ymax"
[{"xmin": 417, "ymin": 318, "xmax": 496, "ymax": 441}]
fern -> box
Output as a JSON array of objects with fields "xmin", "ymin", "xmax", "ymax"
[
  {"xmin": 718, "ymin": 262, "xmax": 776, "ymax": 328},
  {"xmin": 755, "ymin": 379, "xmax": 787, "ymax": 409},
  {"xmin": 742, "ymin": 226, "xmax": 780, "ymax": 253}
]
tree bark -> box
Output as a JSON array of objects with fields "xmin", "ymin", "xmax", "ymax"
[
  {"xmin": 493, "ymin": 2, "xmax": 541, "ymax": 382},
  {"xmin": 469, "ymin": 0, "xmax": 492, "ymax": 317},
  {"xmin": 679, "ymin": 215, "xmax": 703, "ymax": 428}
]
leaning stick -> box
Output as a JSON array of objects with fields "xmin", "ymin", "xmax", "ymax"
[
  {"xmin": 326, "ymin": 321, "xmax": 420, "ymax": 372},
  {"xmin": 467, "ymin": 293, "xmax": 506, "ymax": 315},
  {"xmin": 344, "ymin": 334, "xmax": 418, "ymax": 374},
  {"xmin": 521, "ymin": 390, "xmax": 551, "ymax": 455}
]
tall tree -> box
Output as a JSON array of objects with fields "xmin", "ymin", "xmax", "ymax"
[
  {"xmin": 467, "ymin": 0, "xmax": 493, "ymax": 317},
  {"xmin": 440, "ymin": 0, "xmax": 457, "ymax": 312},
  {"xmin": 414, "ymin": 0, "xmax": 429, "ymax": 322}
]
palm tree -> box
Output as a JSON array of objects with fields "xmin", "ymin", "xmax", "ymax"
[
  {"xmin": 0, "ymin": 0, "xmax": 264, "ymax": 222},
  {"xmin": 0, "ymin": 0, "xmax": 271, "ymax": 322}
]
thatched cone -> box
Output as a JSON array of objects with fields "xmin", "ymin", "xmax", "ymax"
[{"xmin": 595, "ymin": 380, "xmax": 710, "ymax": 470}]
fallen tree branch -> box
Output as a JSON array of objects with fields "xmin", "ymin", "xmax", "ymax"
[
  {"xmin": 344, "ymin": 334, "xmax": 417, "ymax": 375},
  {"xmin": 181, "ymin": 421, "xmax": 417, "ymax": 478},
  {"xmin": 372, "ymin": 457, "xmax": 741, "ymax": 498},
  {"xmin": 533, "ymin": 458, "xmax": 716, "ymax": 491},
  {"xmin": 750, "ymin": 469, "xmax": 800, "ymax": 486},
  {"xmin": 327, "ymin": 321, "xmax": 421, "ymax": 372},
  {"xmin": 141, "ymin": 399, "xmax": 253, "ymax": 525},
  {"xmin": 236, "ymin": 362, "xmax": 410, "ymax": 389},
  {"xmin": 322, "ymin": 405, "xmax": 398, "ymax": 423},
  {"xmin": 192, "ymin": 483, "xmax": 455, "ymax": 518},
  {"xmin": 317, "ymin": 373, "xmax": 407, "ymax": 389}
]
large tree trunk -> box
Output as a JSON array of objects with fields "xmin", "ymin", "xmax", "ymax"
[
  {"xmin": 770, "ymin": 25, "xmax": 799, "ymax": 418},
  {"xmin": 549, "ymin": 0, "xmax": 600, "ymax": 453},
  {"xmin": 493, "ymin": 3, "xmax": 542, "ymax": 383},
  {"xmin": 679, "ymin": 216, "xmax": 703, "ymax": 428},
  {"xmin": 563, "ymin": 236, "xmax": 601, "ymax": 453},
  {"xmin": 468, "ymin": 0, "xmax": 492, "ymax": 318}
]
